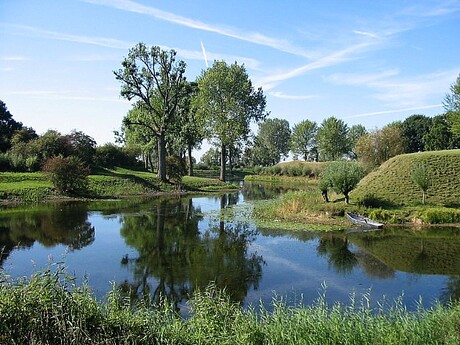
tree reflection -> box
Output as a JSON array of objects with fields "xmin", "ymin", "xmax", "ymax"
[
  {"xmin": 317, "ymin": 233, "xmax": 358, "ymax": 274},
  {"xmin": 440, "ymin": 276, "xmax": 460, "ymax": 305},
  {"xmin": 118, "ymin": 196, "xmax": 263, "ymax": 309},
  {"xmin": 0, "ymin": 203, "xmax": 95, "ymax": 265}
]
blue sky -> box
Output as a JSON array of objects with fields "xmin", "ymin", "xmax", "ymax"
[{"xmin": 1, "ymin": 0, "xmax": 459, "ymax": 159}]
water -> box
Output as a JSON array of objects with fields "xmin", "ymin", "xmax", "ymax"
[{"xmin": 1, "ymin": 184, "xmax": 459, "ymax": 312}]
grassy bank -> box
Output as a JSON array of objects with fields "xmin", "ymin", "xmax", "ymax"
[
  {"xmin": 248, "ymin": 150, "xmax": 460, "ymax": 228},
  {"xmin": 0, "ymin": 167, "xmax": 238, "ymax": 203},
  {"xmin": 352, "ymin": 149, "xmax": 460, "ymax": 207},
  {"xmin": 1, "ymin": 268, "xmax": 460, "ymax": 345}
]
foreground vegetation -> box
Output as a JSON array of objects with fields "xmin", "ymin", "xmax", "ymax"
[
  {"xmin": 1, "ymin": 267, "xmax": 460, "ymax": 345},
  {"xmin": 0, "ymin": 167, "xmax": 238, "ymax": 203}
]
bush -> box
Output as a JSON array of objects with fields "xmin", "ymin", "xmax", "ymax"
[
  {"xmin": 166, "ymin": 155, "xmax": 186, "ymax": 186},
  {"xmin": 42, "ymin": 156, "xmax": 90, "ymax": 195},
  {"xmin": 95, "ymin": 144, "xmax": 140, "ymax": 168},
  {"xmin": 420, "ymin": 208, "xmax": 460, "ymax": 224}
]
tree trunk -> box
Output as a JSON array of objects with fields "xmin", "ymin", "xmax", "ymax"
[
  {"xmin": 187, "ymin": 144, "xmax": 193, "ymax": 176},
  {"xmin": 345, "ymin": 193, "xmax": 350, "ymax": 204},
  {"xmin": 228, "ymin": 146, "xmax": 233, "ymax": 173},
  {"xmin": 220, "ymin": 143, "xmax": 226, "ymax": 182},
  {"xmin": 157, "ymin": 132, "xmax": 167, "ymax": 182}
]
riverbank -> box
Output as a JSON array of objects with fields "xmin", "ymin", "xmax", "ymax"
[
  {"xmin": 0, "ymin": 167, "xmax": 240, "ymax": 204},
  {"xmin": 245, "ymin": 176, "xmax": 460, "ymax": 229},
  {"xmin": 1, "ymin": 268, "xmax": 459, "ymax": 344}
]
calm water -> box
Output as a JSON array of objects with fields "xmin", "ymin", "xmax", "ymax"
[{"xmin": 1, "ymin": 182, "xmax": 460, "ymax": 312}]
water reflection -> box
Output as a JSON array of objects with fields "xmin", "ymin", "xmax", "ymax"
[
  {"xmin": 0, "ymin": 191, "xmax": 460, "ymax": 309},
  {"xmin": 317, "ymin": 233, "xmax": 358, "ymax": 274},
  {"xmin": 117, "ymin": 196, "xmax": 263, "ymax": 309},
  {"xmin": 0, "ymin": 203, "xmax": 94, "ymax": 264}
]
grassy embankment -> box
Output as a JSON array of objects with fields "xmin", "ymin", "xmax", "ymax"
[
  {"xmin": 0, "ymin": 167, "xmax": 238, "ymax": 203},
  {"xmin": 248, "ymin": 150, "xmax": 460, "ymax": 228},
  {"xmin": 2, "ymin": 267, "xmax": 460, "ymax": 345}
]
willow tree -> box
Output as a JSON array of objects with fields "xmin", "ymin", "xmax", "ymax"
[
  {"xmin": 194, "ymin": 61, "xmax": 267, "ymax": 181},
  {"xmin": 114, "ymin": 43, "xmax": 186, "ymax": 182}
]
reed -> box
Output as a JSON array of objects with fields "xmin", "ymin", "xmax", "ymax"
[{"xmin": 2, "ymin": 267, "xmax": 459, "ymax": 344}]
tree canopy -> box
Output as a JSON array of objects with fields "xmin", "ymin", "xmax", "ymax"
[
  {"xmin": 317, "ymin": 117, "xmax": 349, "ymax": 161},
  {"xmin": 0, "ymin": 100, "xmax": 22, "ymax": 153},
  {"xmin": 194, "ymin": 61, "xmax": 267, "ymax": 181},
  {"xmin": 114, "ymin": 43, "xmax": 187, "ymax": 182},
  {"xmin": 252, "ymin": 118, "xmax": 291, "ymax": 166},
  {"xmin": 290, "ymin": 119, "xmax": 318, "ymax": 161}
]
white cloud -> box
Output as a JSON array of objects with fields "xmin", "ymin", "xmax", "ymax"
[
  {"xmin": 268, "ymin": 91, "xmax": 318, "ymax": 100},
  {"xmin": 8, "ymin": 24, "xmax": 134, "ymax": 49},
  {"xmin": 0, "ymin": 56, "xmax": 30, "ymax": 61},
  {"xmin": 328, "ymin": 69, "xmax": 458, "ymax": 107},
  {"xmin": 83, "ymin": 0, "xmax": 315, "ymax": 58},
  {"xmin": 258, "ymin": 42, "xmax": 373, "ymax": 90},
  {"xmin": 5, "ymin": 90, "xmax": 129, "ymax": 103},
  {"xmin": 345, "ymin": 104, "xmax": 443, "ymax": 119}
]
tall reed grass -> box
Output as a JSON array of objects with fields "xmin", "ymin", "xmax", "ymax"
[{"xmin": 1, "ymin": 267, "xmax": 460, "ymax": 344}]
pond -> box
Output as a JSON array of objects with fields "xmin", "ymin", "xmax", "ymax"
[{"xmin": 1, "ymin": 182, "xmax": 460, "ymax": 312}]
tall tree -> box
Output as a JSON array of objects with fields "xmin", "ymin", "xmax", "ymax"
[
  {"xmin": 401, "ymin": 114, "xmax": 432, "ymax": 153},
  {"xmin": 170, "ymin": 81, "xmax": 204, "ymax": 176},
  {"xmin": 194, "ymin": 61, "xmax": 267, "ymax": 181},
  {"xmin": 316, "ymin": 117, "xmax": 349, "ymax": 161},
  {"xmin": 355, "ymin": 122, "xmax": 405, "ymax": 171},
  {"xmin": 290, "ymin": 119, "xmax": 318, "ymax": 161},
  {"xmin": 423, "ymin": 114, "xmax": 455, "ymax": 151},
  {"xmin": 0, "ymin": 100, "xmax": 22, "ymax": 152},
  {"xmin": 253, "ymin": 118, "xmax": 291, "ymax": 166},
  {"xmin": 114, "ymin": 43, "xmax": 186, "ymax": 182},
  {"xmin": 444, "ymin": 73, "xmax": 460, "ymax": 143},
  {"xmin": 347, "ymin": 124, "xmax": 367, "ymax": 159}
]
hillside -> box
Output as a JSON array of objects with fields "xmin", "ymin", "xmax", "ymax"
[{"xmin": 352, "ymin": 150, "xmax": 460, "ymax": 207}]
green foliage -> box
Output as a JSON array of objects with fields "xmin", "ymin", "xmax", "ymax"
[
  {"xmin": 290, "ymin": 119, "xmax": 318, "ymax": 161},
  {"xmin": 419, "ymin": 208, "xmax": 460, "ymax": 224},
  {"xmin": 166, "ymin": 155, "xmax": 186, "ymax": 185},
  {"xmin": 356, "ymin": 123, "xmax": 406, "ymax": 171},
  {"xmin": 424, "ymin": 114, "xmax": 457, "ymax": 151},
  {"xmin": 0, "ymin": 99, "xmax": 23, "ymax": 153},
  {"xmin": 194, "ymin": 60, "xmax": 267, "ymax": 181},
  {"xmin": 42, "ymin": 156, "xmax": 90, "ymax": 195},
  {"xmin": 352, "ymin": 150, "xmax": 460, "ymax": 207},
  {"xmin": 252, "ymin": 118, "xmax": 291, "ymax": 166},
  {"xmin": 114, "ymin": 43, "xmax": 187, "ymax": 182},
  {"xmin": 95, "ymin": 143, "xmax": 140, "ymax": 168},
  {"xmin": 401, "ymin": 114, "xmax": 432, "ymax": 153},
  {"xmin": 324, "ymin": 161, "xmax": 365, "ymax": 203},
  {"xmin": 317, "ymin": 117, "xmax": 349, "ymax": 161},
  {"xmin": 411, "ymin": 162, "xmax": 432, "ymax": 204},
  {"xmin": 3, "ymin": 268, "xmax": 460, "ymax": 344}
]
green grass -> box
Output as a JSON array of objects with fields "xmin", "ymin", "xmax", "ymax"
[
  {"xmin": 352, "ymin": 149, "xmax": 460, "ymax": 207},
  {"xmin": 0, "ymin": 167, "xmax": 238, "ymax": 203},
  {"xmin": 248, "ymin": 151, "xmax": 460, "ymax": 227},
  {"xmin": 1, "ymin": 267, "xmax": 460, "ymax": 344}
]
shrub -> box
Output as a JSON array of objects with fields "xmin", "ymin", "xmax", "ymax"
[
  {"xmin": 420, "ymin": 208, "xmax": 460, "ymax": 224},
  {"xmin": 25, "ymin": 155, "xmax": 40, "ymax": 172},
  {"xmin": 42, "ymin": 156, "xmax": 90, "ymax": 195},
  {"xmin": 166, "ymin": 155, "xmax": 186, "ymax": 186}
]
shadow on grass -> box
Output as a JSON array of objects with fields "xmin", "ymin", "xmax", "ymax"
[{"xmin": 91, "ymin": 166, "xmax": 163, "ymax": 192}]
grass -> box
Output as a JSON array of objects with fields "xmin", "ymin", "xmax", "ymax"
[
  {"xmin": 1, "ymin": 267, "xmax": 460, "ymax": 344},
  {"xmin": 352, "ymin": 149, "xmax": 460, "ymax": 207},
  {"xmin": 0, "ymin": 167, "xmax": 238, "ymax": 203},
  {"xmin": 248, "ymin": 151, "xmax": 460, "ymax": 227}
]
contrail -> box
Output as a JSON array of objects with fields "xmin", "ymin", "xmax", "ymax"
[
  {"xmin": 345, "ymin": 104, "xmax": 443, "ymax": 119},
  {"xmin": 200, "ymin": 40, "xmax": 209, "ymax": 68}
]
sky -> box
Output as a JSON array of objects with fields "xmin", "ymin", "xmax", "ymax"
[{"xmin": 1, "ymin": 0, "xmax": 459, "ymax": 160}]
